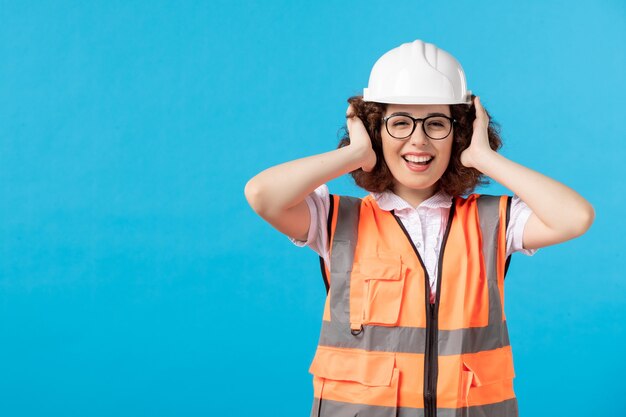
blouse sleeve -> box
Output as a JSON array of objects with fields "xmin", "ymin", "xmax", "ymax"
[
  {"xmin": 505, "ymin": 194, "xmax": 539, "ymax": 258},
  {"xmin": 287, "ymin": 184, "xmax": 331, "ymax": 266}
]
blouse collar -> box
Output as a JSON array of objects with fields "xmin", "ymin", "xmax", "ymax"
[{"xmin": 370, "ymin": 188, "xmax": 453, "ymax": 212}]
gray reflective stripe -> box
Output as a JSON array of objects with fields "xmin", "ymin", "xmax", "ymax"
[
  {"xmin": 317, "ymin": 398, "xmax": 403, "ymax": 417},
  {"xmin": 329, "ymin": 196, "xmax": 362, "ymax": 324},
  {"xmin": 319, "ymin": 319, "xmax": 427, "ymax": 353},
  {"xmin": 476, "ymin": 195, "xmax": 507, "ymax": 339},
  {"xmin": 438, "ymin": 320, "xmax": 511, "ymax": 355},
  {"xmin": 319, "ymin": 319, "xmax": 510, "ymax": 355},
  {"xmin": 312, "ymin": 397, "xmax": 518, "ymax": 417}
]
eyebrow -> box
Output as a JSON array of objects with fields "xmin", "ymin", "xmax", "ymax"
[{"xmin": 388, "ymin": 111, "xmax": 450, "ymax": 118}]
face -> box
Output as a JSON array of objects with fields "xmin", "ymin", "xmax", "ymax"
[{"xmin": 381, "ymin": 104, "xmax": 453, "ymax": 204}]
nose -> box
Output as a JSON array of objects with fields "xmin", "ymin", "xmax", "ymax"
[{"xmin": 408, "ymin": 122, "xmax": 429, "ymax": 146}]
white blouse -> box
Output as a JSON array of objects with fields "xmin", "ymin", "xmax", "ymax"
[{"xmin": 289, "ymin": 184, "xmax": 538, "ymax": 303}]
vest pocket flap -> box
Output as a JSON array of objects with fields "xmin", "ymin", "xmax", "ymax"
[
  {"xmin": 357, "ymin": 253, "xmax": 403, "ymax": 281},
  {"xmin": 462, "ymin": 347, "xmax": 516, "ymax": 387},
  {"xmin": 309, "ymin": 346, "xmax": 396, "ymax": 387}
]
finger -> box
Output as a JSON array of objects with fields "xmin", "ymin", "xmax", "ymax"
[
  {"xmin": 346, "ymin": 104, "xmax": 355, "ymax": 118},
  {"xmin": 474, "ymin": 96, "xmax": 483, "ymax": 112},
  {"xmin": 473, "ymin": 96, "xmax": 488, "ymax": 123}
]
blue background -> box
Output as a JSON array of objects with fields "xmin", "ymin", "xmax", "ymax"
[{"xmin": 1, "ymin": 1, "xmax": 624, "ymax": 416}]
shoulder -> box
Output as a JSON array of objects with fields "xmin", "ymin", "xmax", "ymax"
[
  {"xmin": 452, "ymin": 193, "xmax": 510, "ymax": 209},
  {"xmin": 309, "ymin": 185, "xmax": 367, "ymax": 216},
  {"xmin": 453, "ymin": 194, "xmax": 514, "ymax": 234},
  {"xmin": 309, "ymin": 184, "xmax": 330, "ymax": 203}
]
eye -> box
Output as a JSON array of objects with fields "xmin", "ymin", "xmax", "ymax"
[
  {"xmin": 425, "ymin": 117, "xmax": 449, "ymax": 129},
  {"xmin": 388, "ymin": 115, "xmax": 413, "ymax": 127}
]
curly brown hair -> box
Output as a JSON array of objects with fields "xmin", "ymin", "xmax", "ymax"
[{"xmin": 338, "ymin": 94, "xmax": 503, "ymax": 197}]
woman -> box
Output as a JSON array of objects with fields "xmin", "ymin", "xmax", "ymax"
[{"xmin": 245, "ymin": 40, "xmax": 594, "ymax": 417}]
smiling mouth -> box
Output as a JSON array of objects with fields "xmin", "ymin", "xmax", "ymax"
[{"xmin": 402, "ymin": 155, "xmax": 435, "ymax": 166}]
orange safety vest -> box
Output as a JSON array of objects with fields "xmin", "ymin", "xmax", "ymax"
[{"xmin": 308, "ymin": 193, "xmax": 518, "ymax": 417}]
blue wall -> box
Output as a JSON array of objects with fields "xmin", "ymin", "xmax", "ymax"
[{"xmin": 1, "ymin": 1, "xmax": 624, "ymax": 415}]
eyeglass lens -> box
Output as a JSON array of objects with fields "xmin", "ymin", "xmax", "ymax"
[{"xmin": 386, "ymin": 115, "xmax": 452, "ymax": 140}]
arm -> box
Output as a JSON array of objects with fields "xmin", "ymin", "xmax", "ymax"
[
  {"xmin": 461, "ymin": 97, "xmax": 595, "ymax": 250},
  {"xmin": 244, "ymin": 105, "xmax": 376, "ymax": 241}
]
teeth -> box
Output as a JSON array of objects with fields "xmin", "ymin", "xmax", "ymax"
[{"xmin": 403, "ymin": 155, "xmax": 433, "ymax": 163}]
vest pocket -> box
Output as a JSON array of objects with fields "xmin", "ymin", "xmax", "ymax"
[
  {"xmin": 459, "ymin": 348, "xmax": 516, "ymax": 407},
  {"xmin": 309, "ymin": 346, "xmax": 399, "ymax": 416},
  {"xmin": 356, "ymin": 253, "xmax": 406, "ymax": 326}
]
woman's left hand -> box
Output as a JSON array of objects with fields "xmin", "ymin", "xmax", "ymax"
[{"xmin": 460, "ymin": 96, "xmax": 495, "ymax": 169}]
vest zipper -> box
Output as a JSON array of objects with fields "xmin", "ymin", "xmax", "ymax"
[
  {"xmin": 392, "ymin": 201, "xmax": 456, "ymax": 417},
  {"xmin": 425, "ymin": 301, "xmax": 437, "ymax": 417}
]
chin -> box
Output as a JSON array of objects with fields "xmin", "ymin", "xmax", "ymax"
[{"xmin": 396, "ymin": 176, "xmax": 437, "ymax": 190}]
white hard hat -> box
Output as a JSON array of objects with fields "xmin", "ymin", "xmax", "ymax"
[{"xmin": 363, "ymin": 40, "xmax": 472, "ymax": 105}]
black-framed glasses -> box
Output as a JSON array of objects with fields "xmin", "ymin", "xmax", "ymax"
[{"xmin": 382, "ymin": 114, "xmax": 456, "ymax": 140}]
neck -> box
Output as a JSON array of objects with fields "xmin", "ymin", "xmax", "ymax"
[{"xmin": 392, "ymin": 183, "xmax": 438, "ymax": 209}]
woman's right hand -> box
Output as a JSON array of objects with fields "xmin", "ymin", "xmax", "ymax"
[
  {"xmin": 346, "ymin": 104, "xmax": 377, "ymax": 172},
  {"xmin": 246, "ymin": 103, "xmax": 379, "ymax": 242}
]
